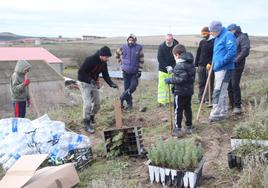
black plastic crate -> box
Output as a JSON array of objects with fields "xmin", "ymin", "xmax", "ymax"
[
  {"xmin": 67, "ymin": 147, "xmax": 93, "ymax": 170},
  {"xmin": 228, "ymin": 150, "xmax": 268, "ymax": 169},
  {"xmin": 103, "ymin": 126, "xmax": 145, "ymax": 157}
]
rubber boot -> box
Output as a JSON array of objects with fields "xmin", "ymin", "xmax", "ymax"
[{"xmin": 84, "ymin": 118, "xmax": 95, "ymax": 133}]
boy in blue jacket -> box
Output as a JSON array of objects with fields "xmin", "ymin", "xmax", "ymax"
[
  {"xmin": 209, "ymin": 21, "xmax": 237, "ymax": 122},
  {"xmin": 165, "ymin": 44, "xmax": 196, "ymax": 136}
]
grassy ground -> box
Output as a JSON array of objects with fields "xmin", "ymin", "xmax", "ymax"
[
  {"xmin": 46, "ymin": 61, "xmax": 268, "ymax": 187},
  {"xmin": 1, "ymin": 40, "xmax": 268, "ymax": 187}
]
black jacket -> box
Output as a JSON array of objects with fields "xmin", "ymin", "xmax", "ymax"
[
  {"xmin": 157, "ymin": 39, "xmax": 179, "ymax": 73},
  {"xmin": 78, "ymin": 51, "xmax": 114, "ymax": 86},
  {"xmin": 195, "ymin": 38, "xmax": 214, "ymax": 67},
  {"xmin": 234, "ymin": 26, "xmax": 250, "ymax": 69},
  {"xmin": 170, "ymin": 52, "xmax": 196, "ymax": 96}
]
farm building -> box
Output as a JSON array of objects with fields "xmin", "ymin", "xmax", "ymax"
[
  {"xmin": 0, "ymin": 47, "xmax": 63, "ymax": 74},
  {"xmin": 0, "ymin": 60, "xmax": 65, "ymax": 118}
]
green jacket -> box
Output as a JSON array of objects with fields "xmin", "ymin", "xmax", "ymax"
[{"xmin": 10, "ymin": 60, "xmax": 32, "ymax": 102}]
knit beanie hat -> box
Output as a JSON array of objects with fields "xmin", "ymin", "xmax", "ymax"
[
  {"xmin": 201, "ymin": 26, "xmax": 210, "ymax": 33},
  {"xmin": 99, "ymin": 46, "xmax": 112, "ymax": 57},
  {"xmin": 227, "ymin": 23, "xmax": 237, "ymax": 31},
  {"xmin": 209, "ymin": 21, "xmax": 222, "ymax": 33}
]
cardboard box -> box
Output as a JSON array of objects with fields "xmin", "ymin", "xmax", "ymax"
[{"xmin": 0, "ymin": 154, "xmax": 80, "ymax": 188}]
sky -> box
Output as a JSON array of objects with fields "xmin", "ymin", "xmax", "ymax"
[{"xmin": 1, "ymin": 0, "xmax": 268, "ymax": 37}]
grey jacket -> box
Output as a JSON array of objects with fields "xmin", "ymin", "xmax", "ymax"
[
  {"xmin": 234, "ymin": 26, "xmax": 250, "ymax": 69},
  {"xmin": 10, "ymin": 60, "xmax": 32, "ymax": 102}
]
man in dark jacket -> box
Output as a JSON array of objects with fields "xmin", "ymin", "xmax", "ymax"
[
  {"xmin": 227, "ymin": 24, "xmax": 250, "ymax": 114},
  {"xmin": 195, "ymin": 26, "xmax": 214, "ymax": 104},
  {"xmin": 157, "ymin": 34, "xmax": 179, "ymax": 106},
  {"xmin": 78, "ymin": 46, "xmax": 118, "ymax": 133},
  {"xmin": 115, "ymin": 34, "xmax": 144, "ymax": 109},
  {"xmin": 164, "ymin": 44, "xmax": 196, "ymax": 137}
]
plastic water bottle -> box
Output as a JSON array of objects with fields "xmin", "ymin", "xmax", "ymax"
[{"xmin": 2, "ymin": 152, "xmax": 21, "ymax": 171}]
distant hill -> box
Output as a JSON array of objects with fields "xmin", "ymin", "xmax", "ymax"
[{"xmin": 0, "ymin": 32, "xmax": 31, "ymax": 41}]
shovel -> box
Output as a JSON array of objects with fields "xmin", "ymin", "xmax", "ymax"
[
  {"xmin": 167, "ymin": 84, "xmax": 173, "ymax": 135},
  {"xmin": 114, "ymin": 87, "xmax": 122, "ymax": 129}
]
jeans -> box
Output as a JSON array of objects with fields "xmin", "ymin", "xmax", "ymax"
[
  {"xmin": 210, "ymin": 70, "xmax": 232, "ymax": 119},
  {"xmin": 78, "ymin": 81, "xmax": 100, "ymax": 120},
  {"xmin": 120, "ymin": 71, "xmax": 139, "ymax": 107}
]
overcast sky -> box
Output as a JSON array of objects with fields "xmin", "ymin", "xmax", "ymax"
[{"xmin": 1, "ymin": 0, "xmax": 268, "ymax": 37}]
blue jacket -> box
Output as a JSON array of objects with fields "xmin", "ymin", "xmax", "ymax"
[
  {"xmin": 212, "ymin": 27, "xmax": 237, "ymax": 72},
  {"xmin": 121, "ymin": 44, "xmax": 143, "ymax": 74}
]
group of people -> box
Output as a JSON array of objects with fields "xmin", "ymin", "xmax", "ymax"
[{"xmin": 10, "ymin": 20, "xmax": 250, "ymax": 136}]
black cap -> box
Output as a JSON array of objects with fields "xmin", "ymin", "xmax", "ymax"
[{"xmin": 99, "ymin": 46, "xmax": 112, "ymax": 57}]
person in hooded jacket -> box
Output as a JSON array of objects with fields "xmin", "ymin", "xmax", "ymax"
[
  {"xmin": 195, "ymin": 26, "xmax": 214, "ymax": 104},
  {"xmin": 208, "ymin": 21, "xmax": 237, "ymax": 122},
  {"xmin": 10, "ymin": 60, "xmax": 32, "ymax": 118},
  {"xmin": 115, "ymin": 34, "xmax": 144, "ymax": 110},
  {"xmin": 227, "ymin": 24, "xmax": 250, "ymax": 114},
  {"xmin": 164, "ymin": 44, "xmax": 196, "ymax": 137},
  {"xmin": 78, "ymin": 46, "xmax": 118, "ymax": 133}
]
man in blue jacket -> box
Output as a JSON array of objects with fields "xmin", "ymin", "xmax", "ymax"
[
  {"xmin": 209, "ymin": 21, "xmax": 237, "ymax": 122},
  {"xmin": 115, "ymin": 34, "xmax": 144, "ymax": 110}
]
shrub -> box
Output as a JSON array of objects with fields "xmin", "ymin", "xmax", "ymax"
[
  {"xmin": 233, "ymin": 96, "xmax": 268, "ymax": 140},
  {"xmin": 147, "ymin": 138, "xmax": 203, "ymax": 170}
]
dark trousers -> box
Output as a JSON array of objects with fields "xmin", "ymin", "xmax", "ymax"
[
  {"xmin": 228, "ymin": 68, "xmax": 244, "ymax": 108},
  {"xmin": 174, "ymin": 95, "xmax": 192, "ymax": 128},
  {"xmin": 120, "ymin": 71, "xmax": 139, "ymax": 107},
  {"xmin": 13, "ymin": 101, "xmax": 26, "ymax": 118},
  {"xmin": 198, "ymin": 66, "xmax": 214, "ymax": 101}
]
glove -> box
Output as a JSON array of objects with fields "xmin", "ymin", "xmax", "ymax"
[
  {"xmin": 166, "ymin": 66, "xmax": 173, "ymax": 74},
  {"xmin": 164, "ymin": 78, "xmax": 173, "ymax": 84},
  {"xmin": 23, "ymin": 79, "xmax": 30, "ymax": 86},
  {"xmin": 27, "ymin": 97, "xmax": 30, "ymax": 107},
  {"xmin": 90, "ymin": 79, "xmax": 96, "ymax": 86},
  {"xmin": 136, "ymin": 71, "xmax": 142, "ymax": 78},
  {"xmin": 110, "ymin": 83, "xmax": 118, "ymax": 89},
  {"xmin": 206, "ymin": 64, "xmax": 211, "ymax": 70}
]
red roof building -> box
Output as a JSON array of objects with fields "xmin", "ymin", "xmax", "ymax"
[{"xmin": 0, "ymin": 47, "xmax": 63, "ymax": 73}]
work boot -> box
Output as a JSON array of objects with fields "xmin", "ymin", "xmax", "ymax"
[
  {"xmin": 84, "ymin": 119, "xmax": 95, "ymax": 134},
  {"xmin": 233, "ymin": 107, "xmax": 242, "ymax": 114}
]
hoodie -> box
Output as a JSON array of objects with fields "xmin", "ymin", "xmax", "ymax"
[
  {"xmin": 170, "ymin": 52, "xmax": 196, "ymax": 96},
  {"xmin": 10, "ymin": 60, "xmax": 32, "ymax": 102}
]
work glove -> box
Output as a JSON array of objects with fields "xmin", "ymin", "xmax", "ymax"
[
  {"xmin": 206, "ymin": 64, "xmax": 211, "ymax": 70},
  {"xmin": 23, "ymin": 79, "xmax": 30, "ymax": 86},
  {"xmin": 164, "ymin": 78, "xmax": 173, "ymax": 84},
  {"xmin": 90, "ymin": 79, "xmax": 96, "ymax": 86},
  {"xmin": 136, "ymin": 70, "xmax": 142, "ymax": 78},
  {"xmin": 166, "ymin": 66, "xmax": 173, "ymax": 74},
  {"xmin": 110, "ymin": 83, "xmax": 118, "ymax": 89},
  {"xmin": 27, "ymin": 97, "xmax": 30, "ymax": 107}
]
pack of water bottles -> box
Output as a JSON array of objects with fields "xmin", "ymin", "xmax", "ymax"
[{"xmin": 0, "ymin": 114, "xmax": 92, "ymax": 171}]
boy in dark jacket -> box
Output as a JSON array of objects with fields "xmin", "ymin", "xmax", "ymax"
[
  {"xmin": 165, "ymin": 44, "xmax": 196, "ymax": 136},
  {"xmin": 10, "ymin": 60, "xmax": 32, "ymax": 118}
]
